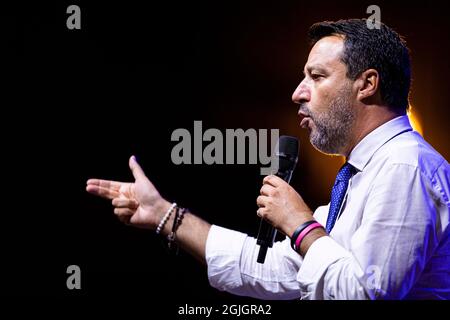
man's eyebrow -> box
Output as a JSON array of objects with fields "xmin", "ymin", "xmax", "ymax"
[{"xmin": 304, "ymin": 64, "xmax": 328, "ymax": 74}]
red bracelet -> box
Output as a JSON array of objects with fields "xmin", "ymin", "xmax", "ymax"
[{"xmin": 294, "ymin": 222, "xmax": 324, "ymax": 251}]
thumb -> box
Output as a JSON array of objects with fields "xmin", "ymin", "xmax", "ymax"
[{"xmin": 129, "ymin": 155, "xmax": 146, "ymax": 180}]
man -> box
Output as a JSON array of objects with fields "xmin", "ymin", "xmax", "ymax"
[{"xmin": 86, "ymin": 19, "xmax": 450, "ymax": 299}]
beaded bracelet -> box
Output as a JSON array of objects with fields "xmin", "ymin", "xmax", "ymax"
[{"xmin": 156, "ymin": 202, "xmax": 177, "ymax": 234}]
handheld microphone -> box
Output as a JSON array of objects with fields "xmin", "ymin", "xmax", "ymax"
[{"xmin": 256, "ymin": 135, "xmax": 299, "ymax": 264}]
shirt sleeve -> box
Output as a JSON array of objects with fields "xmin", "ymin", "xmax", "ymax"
[
  {"xmin": 205, "ymin": 225, "xmax": 303, "ymax": 300},
  {"xmin": 297, "ymin": 163, "xmax": 445, "ymax": 299}
]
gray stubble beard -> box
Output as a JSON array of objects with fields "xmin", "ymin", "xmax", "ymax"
[{"xmin": 307, "ymin": 85, "xmax": 356, "ymax": 155}]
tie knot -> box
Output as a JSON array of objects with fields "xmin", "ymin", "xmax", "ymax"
[{"xmin": 336, "ymin": 162, "xmax": 355, "ymax": 182}]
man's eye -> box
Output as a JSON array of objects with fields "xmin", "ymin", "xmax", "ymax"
[{"xmin": 311, "ymin": 74, "xmax": 324, "ymax": 80}]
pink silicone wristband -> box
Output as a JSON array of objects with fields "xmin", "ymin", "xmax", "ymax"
[{"xmin": 295, "ymin": 222, "xmax": 324, "ymax": 250}]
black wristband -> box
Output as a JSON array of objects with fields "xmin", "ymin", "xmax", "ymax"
[
  {"xmin": 167, "ymin": 207, "xmax": 186, "ymax": 254},
  {"xmin": 290, "ymin": 220, "xmax": 316, "ymax": 251},
  {"xmin": 171, "ymin": 207, "xmax": 180, "ymax": 233}
]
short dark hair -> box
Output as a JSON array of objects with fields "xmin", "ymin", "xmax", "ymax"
[{"xmin": 308, "ymin": 19, "xmax": 411, "ymax": 113}]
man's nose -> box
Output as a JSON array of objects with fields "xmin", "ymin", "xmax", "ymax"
[{"xmin": 292, "ymin": 81, "xmax": 310, "ymax": 105}]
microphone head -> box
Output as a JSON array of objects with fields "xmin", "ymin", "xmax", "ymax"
[
  {"xmin": 277, "ymin": 135, "xmax": 299, "ymax": 159},
  {"xmin": 274, "ymin": 136, "xmax": 299, "ymax": 175}
]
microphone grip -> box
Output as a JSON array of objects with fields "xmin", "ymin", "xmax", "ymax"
[
  {"xmin": 256, "ymin": 170, "xmax": 293, "ymax": 264},
  {"xmin": 256, "ymin": 218, "xmax": 277, "ymax": 263},
  {"xmin": 257, "ymin": 245, "xmax": 268, "ymax": 264}
]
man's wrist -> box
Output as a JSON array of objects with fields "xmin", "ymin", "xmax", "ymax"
[
  {"xmin": 298, "ymin": 227, "xmax": 327, "ymax": 257},
  {"xmin": 284, "ymin": 212, "xmax": 314, "ymax": 237}
]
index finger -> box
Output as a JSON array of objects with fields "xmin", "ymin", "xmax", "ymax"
[
  {"xmin": 86, "ymin": 179, "xmax": 122, "ymax": 199},
  {"xmin": 263, "ymin": 175, "xmax": 283, "ymax": 187},
  {"xmin": 87, "ymin": 179, "xmax": 122, "ymax": 191}
]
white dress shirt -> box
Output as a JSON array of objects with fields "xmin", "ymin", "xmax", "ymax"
[{"xmin": 205, "ymin": 116, "xmax": 450, "ymax": 300}]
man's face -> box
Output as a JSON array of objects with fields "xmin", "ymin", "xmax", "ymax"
[{"xmin": 292, "ymin": 36, "xmax": 357, "ymax": 155}]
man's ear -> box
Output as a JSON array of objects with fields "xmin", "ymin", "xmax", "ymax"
[{"xmin": 355, "ymin": 69, "xmax": 379, "ymax": 102}]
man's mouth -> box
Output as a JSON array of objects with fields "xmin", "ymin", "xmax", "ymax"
[
  {"xmin": 298, "ymin": 109, "xmax": 311, "ymax": 129},
  {"xmin": 300, "ymin": 117, "xmax": 310, "ymax": 128}
]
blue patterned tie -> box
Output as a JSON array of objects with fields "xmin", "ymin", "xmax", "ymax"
[{"xmin": 326, "ymin": 162, "xmax": 356, "ymax": 233}]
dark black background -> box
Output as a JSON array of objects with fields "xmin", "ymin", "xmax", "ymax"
[{"xmin": 1, "ymin": 0, "xmax": 449, "ymax": 309}]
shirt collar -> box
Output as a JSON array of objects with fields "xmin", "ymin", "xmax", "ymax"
[{"xmin": 347, "ymin": 115, "xmax": 413, "ymax": 172}]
